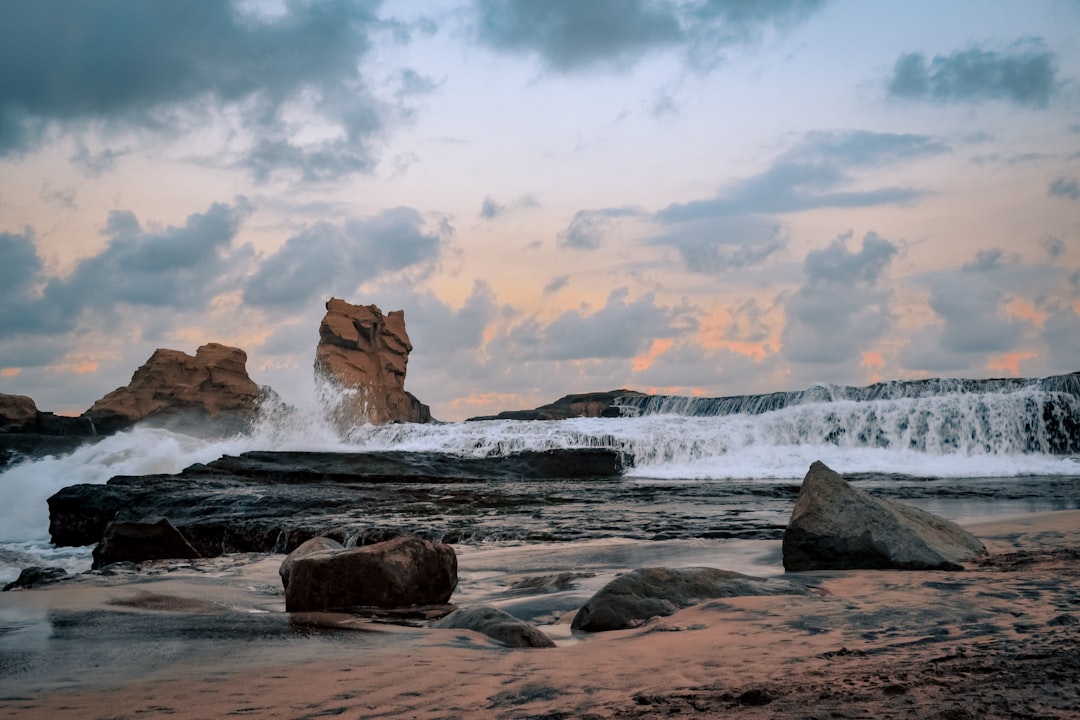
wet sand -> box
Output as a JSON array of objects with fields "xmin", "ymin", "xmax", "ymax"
[{"xmin": 1, "ymin": 510, "xmax": 1078, "ymax": 719}]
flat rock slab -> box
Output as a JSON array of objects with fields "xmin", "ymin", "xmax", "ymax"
[
  {"xmin": 782, "ymin": 460, "xmax": 987, "ymax": 572},
  {"xmin": 571, "ymin": 567, "xmax": 813, "ymax": 632}
]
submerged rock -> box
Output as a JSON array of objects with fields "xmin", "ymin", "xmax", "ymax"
[
  {"xmin": 433, "ymin": 606, "xmax": 555, "ymax": 648},
  {"xmin": 84, "ymin": 343, "xmax": 261, "ymax": 435},
  {"xmin": 782, "ymin": 460, "xmax": 987, "ymax": 571},
  {"xmin": 315, "ymin": 298, "xmax": 430, "ymax": 426},
  {"xmin": 2, "ymin": 566, "xmax": 69, "ymax": 591},
  {"xmin": 281, "ymin": 535, "xmax": 457, "ymax": 613},
  {"xmin": 571, "ymin": 567, "xmax": 811, "ymax": 632}
]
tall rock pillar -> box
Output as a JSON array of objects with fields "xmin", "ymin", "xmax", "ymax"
[{"xmin": 314, "ymin": 298, "xmax": 432, "ymax": 427}]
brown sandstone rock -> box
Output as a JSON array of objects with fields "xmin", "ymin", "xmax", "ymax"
[
  {"xmin": 433, "ymin": 605, "xmax": 556, "ymax": 648},
  {"xmin": 0, "ymin": 394, "xmax": 39, "ymax": 432},
  {"xmin": 84, "ymin": 343, "xmax": 261, "ymax": 434},
  {"xmin": 314, "ymin": 298, "xmax": 431, "ymax": 426},
  {"xmin": 281, "ymin": 535, "xmax": 457, "ymax": 612},
  {"xmin": 92, "ymin": 517, "xmax": 202, "ymax": 569}
]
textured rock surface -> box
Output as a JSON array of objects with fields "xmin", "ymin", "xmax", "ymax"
[
  {"xmin": 571, "ymin": 567, "xmax": 812, "ymax": 632},
  {"xmin": 433, "ymin": 606, "xmax": 556, "ymax": 648},
  {"xmin": 782, "ymin": 461, "xmax": 987, "ymax": 571},
  {"xmin": 315, "ymin": 298, "xmax": 430, "ymax": 426},
  {"xmin": 281, "ymin": 535, "xmax": 457, "ymax": 612},
  {"xmin": 278, "ymin": 536, "xmax": 344, "ymax": 591},
  {"xmin": 2, "ymin": 566, "xmax": 69, "ymax": 591},
  {"xmin": 84, "ymin": 343, "xmax": 261, "ymax": 434},
  {"xmin": 0, "ymin": 394, "xmax": 38, "ymax": 432},
  {"xmin": 467, "ymin": 390, "xmax": 646, "ymax": 422},
  {"xmin": 92, "ymin": 517, "xmax": 202, "ymax": 569},
  {"xmin": 47, "ymin": 448, "xmax": 627, "ymax": 555}
]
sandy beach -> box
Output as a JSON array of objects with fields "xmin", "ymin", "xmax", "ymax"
[{"xmin": 2, "ymin": 510, "xmax": 1078, "ymax": 720}]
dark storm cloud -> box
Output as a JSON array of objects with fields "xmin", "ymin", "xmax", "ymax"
[
  {"xmin": 886, "ymin": 40, "xmax": 1059, "ymax": 107},
  {"xmin": 1048, "ymin": 176, "xmax": 1080, "ymax": 200},
  {"xmin": 0, "ymin": 200, "xmax": 251, "ymax": 368},
  {"xmin": 47, "ymin": 200, "xmax": 252, "ymax": 316},
  {"xmin": 0, "ymin": 0, "xmax": 394, "ymax": 181},
  {"xmin": 780, "ymin": 232, "xmax": 898, "ymax": 365},
  {"xmin": 473, "ymin": 0, "xmax": 683, "ymax": 72},
  {"xmin": 472, "ymin": 0, "xmax": 825, "ymax": 73},
  {"xmin": 492, "ymin": 288, "xmax": 696, "ymax": 361},
  {"xmin": 558, "ymin": 207, "xmax": 642, "ymax": 250},
  {"xmin": 656, "ymin": 131, "xmax": 947, "ymax": 223},
  {"xmin": 243, "ymin": 207, "xmax": 446, "ymax": 308}
]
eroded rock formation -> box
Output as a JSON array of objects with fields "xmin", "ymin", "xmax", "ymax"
[
  {"xmin": 782, "ymin": 461, "xmax": 987, "ymax": 571},
  {"xmin": 84, "ymin": 343, "xmax": 261, "ymax": 434},
  {"xmin": 315, "ymin": 298, "xmax": 430, "ymax": 426},
  {"xmin": 467, "ymin": 390, "xmax": 646, "ymax": 422}
]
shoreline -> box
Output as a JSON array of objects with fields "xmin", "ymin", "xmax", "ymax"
[{"xmin": 2, "ymin": 509, "xmax": 1078, "ymax": 718}]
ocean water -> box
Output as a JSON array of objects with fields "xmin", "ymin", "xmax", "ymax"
[{"xmin": 2, "ymin": 377, "xmax": 1079, "ymax": 586}]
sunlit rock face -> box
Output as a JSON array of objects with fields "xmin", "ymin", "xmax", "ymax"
[
  {"xmin": 314, "ymin": 297, "xmax": 431, "ymax": 427},
  {"xmin": 84, "ymin": 343, "xmax": 261, "ymax": 434}
]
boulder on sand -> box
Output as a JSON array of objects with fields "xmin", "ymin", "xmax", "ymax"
[
  {"xmin": 782, "ymin": 460, "xmax": 987, "ymax": 572},
  {"xmin": 571, "ymin": 567, "xmax": 812, "ymax": 632},
  {"xmin": 281, "ymin": 535, "xmax": 457, "ymax": 612},
  {"xmin": 278, "ymin": 536, "xmax": 345, "ymax": 591},
  {"xmin": 433, "ymin": 606, "xmax": 556, "ymax": 648}
]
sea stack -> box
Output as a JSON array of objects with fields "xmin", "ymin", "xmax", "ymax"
[
  {"xmin": 84, "ymin": 343, "xmax": 261, "ymax": 434},
  {"xmin": 314, "ymin": 298, "xmax": 431, "ymax": 427}
]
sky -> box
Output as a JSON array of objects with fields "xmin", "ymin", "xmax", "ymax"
[{"xmin": 1, "ymin": 0, "xmax": 1079, "ymax": 422}]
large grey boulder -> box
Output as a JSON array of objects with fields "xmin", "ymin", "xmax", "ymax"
[
  {"xmin": 282, "ymin": 535, "xmax": 457, "ymax": 612},
  {"xmin": 782, "ymin": 461, "xmax": 987, "ymax": 571},
  {"xmin": 433, "ymin": 606, "xmax": 556, "ymax": 648},
  {"xmin": 570, "ymin": 567, "xmax": 811, "ymax": 632}
]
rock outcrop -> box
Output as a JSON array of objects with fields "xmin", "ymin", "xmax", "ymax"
[
  {"xmin": 92, "ymin": 518, "xmax": 202, "ymax": 569},
  {"xmin": 280, "ymin": 535, "xmax": 457, "ymax": 612},
  {"xmin": 571, "ymin": 567, "xmax": 812, "ymax": 632},
  {"xmin": 782, "ymin": 461, "xmax": 987, "ymax": 571},
  {"xmin": 315, "ymin": 298, "xmax": 431, "ymax": 427},
  {"xmin": 433, "ymin": 606, "xmax": 556, "ymax": 648},
  {"xmin": 467, "ymin": 390, "xmax": 646, "ymax": 422},
  {"xmin": 47, "ymin": 448, "xmax": 627, "ymax": 556},
  {"xmin": 84, "ymin": 343, "xmax": 261, "ymax": 434},
  {"xmin": 0, "ymin": 394, "xmax": 38, "ymax": 432}
]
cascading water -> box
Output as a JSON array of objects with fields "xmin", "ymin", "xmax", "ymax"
[{"xmin": 1, "ymin": 371, "xmax": 1078, "ymax": 583}]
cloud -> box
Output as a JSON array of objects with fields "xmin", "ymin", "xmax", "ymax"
[
  {"xmin": 542, "ymin": 275, "xmax": 570, "ymax": 295},
  {"xmin": 70, "ymin": 143, "xmax": 128, "ymax": 177},
  {"xmin": 0, "ymin": 199, "xmax": 252, "ymax": 368},
  {"xmin": 472, "ymin": 0, "xmax": 683, "ymax": 73},
  {"xmin": 491, "ymin": 287, "xmax": 697, "ymax": 361},
  {"xmin": 652, "ymin": 216, "xmax": 787, "ymax": 272},
  {"xmin": 897, "ymin": 250, "xmax": 1058, "ymax": 372},
  {"xmin": 780, "ymin": 231, "xmax": 898, "ymax": 367},
  {"xmin": 558, "ymin": 207, "xmax": 642, "ymax": 250},
  {"xmin": 243, "ymin": 207, "xmax": 448, "ymax": 308},
  {"xmin": 0, "ymin": 0, "xmax": 397, "ymax": 181},
  {"xmin": 1041, "ymin": 235, "xmax": 1065, "ymax": 258},
  {"xmin": 478, "ymin": 193, "xmax": 539, "ymax": 220},
  {"xmin": 1048, "ymin": 176, "xmax": 1080, "ymax": 200},
  {"xmin": 886, "ymin": 40, "xmax": 1059, "ymax": 107},
  {"xmin": 656, "ymin": 131, "xmax": 948, "ymax": 223},
  {"xmin": 471, "ymin": 0, "xmax": 825, "ymax": 73}
]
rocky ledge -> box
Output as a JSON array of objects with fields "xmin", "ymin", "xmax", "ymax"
[{"xmin": 47, "ymin": 448, "xmax": 627, "ymax": 558}]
